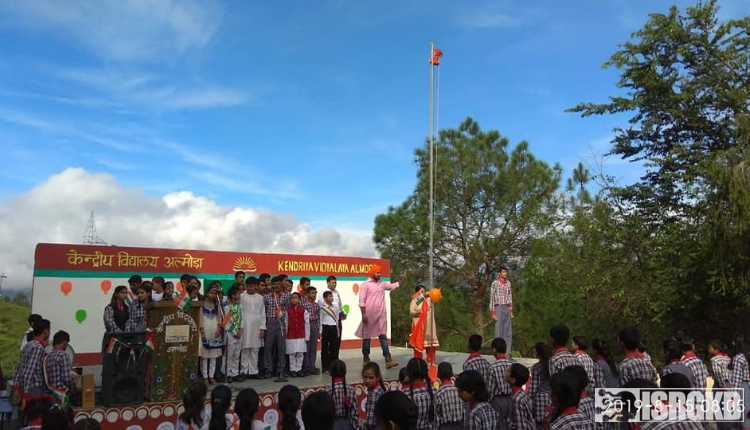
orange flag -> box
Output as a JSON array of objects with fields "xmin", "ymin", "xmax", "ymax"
[{"xmin": 430, "ymin": 47, "xmax": 443, "ymax": 66}]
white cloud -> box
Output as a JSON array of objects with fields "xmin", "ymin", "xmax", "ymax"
[
  {"xmin": 58, "ymin": 68, "xmax": 248, "ymax": 111},
  {"xmin": 0, "ymin": 0, "xmax": 222, "ymax": 62},
  {"xmin": 0, "ymin": 168, "xmax": 376, "ymax": 290}
]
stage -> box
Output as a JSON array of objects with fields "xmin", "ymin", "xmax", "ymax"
[{"xmin": 73, "ymin": 347, "xmax": 537, "ymax": 429}]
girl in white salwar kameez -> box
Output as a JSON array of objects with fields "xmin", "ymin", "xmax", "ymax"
[
  {"xmin": 199, "ymin": 284, "xmax": 224, "ymax": 384},
  {"xmin": 284, "ymin": 292, "xmax": 310, "ymax": 377}
]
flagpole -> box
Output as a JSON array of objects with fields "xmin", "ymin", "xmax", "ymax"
[{"xmin": 428, "ymin": 42, "xmax": 435, "ymax": 290}]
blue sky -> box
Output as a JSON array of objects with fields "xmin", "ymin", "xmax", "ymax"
[{"xmin": 1, "ymin": 0, "xmax": 749, "ymax": 235}]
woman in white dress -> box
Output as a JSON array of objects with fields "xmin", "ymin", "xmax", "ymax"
[{"xmin": 200, "ymin": 283, "xmax": 225, "ymax": 384}]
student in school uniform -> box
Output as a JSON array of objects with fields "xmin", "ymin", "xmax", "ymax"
[
  {"xmin": 566, "ymin": 366, "xmax": 593, "ymax": 422},
  {"xmin": 570, "ymin": 336, "xmax": 595, "ymax": 391},
  {"xmin": 548, "ymin": 370, "xmax": 594, "ymax": 430},
  {"xmin": 529, "ymin": 343, "xmax": 553, "ymax": 430},
  {"xmin": 506, "ymin": 363, "xmax": 535, "ymax": 430},
  {"xmin": 284, "ymin": 292, "xmax": 310, "ymax": 378},
  {"xmin": 641, "ymin": 373, "xmax": 703, "ymax": 430},
  {"xmin": 617, "ymin": 327, "xmax": 658, "ymax": 386},
  {"xmin": 707, "ymin": 339, "xmax": 731, "ymax": 389},
  {"xmin": 661, "ymin": 339, "xmax": 696, "ymax": 387},
  {"xmin": 223, "ymin": 285, "xmax": 244, "ymax": 383},
  {"xmin": 327, "ymin": 359, "xmax": 358, "ymax": 430},
  {"xmin": 20, "ymin": 314, "xmax": 42, "ymax": 351},
  {"xmin": 406, "ymin": 358, "xmax": 436, "ymax": 430},
  {"xmin": 263, "ymin": 276, "xmax": 290, "ymax": 382},
  {"xmin": 362, "ymin": 362, "xmax": 387, "ymax": 430},
  {"xmin": 320, "ymin": 275, "xmax": 345, "ymax": 355},
  {"xmin": 727, "ymin": 336, "xmax": 750, "ymax": 430},
  {"xmin": 44, "ymin": 330, "xmax": 75, "ymax": 406},
  {"xmin": 488, "ymin": 337, "xmax": 513, "ymax": 430},
  {"xmin": 435, "ymin": 362, "xmax": 464, "ymax": 430},
  {"xmin": 456, "ymin": 369, "xmax": 499, "ymax": 430},
  {"xmin": 127, "ymin": 285, "xmax": 148, "ymax": 333},
  {"xmin": 549, "ymin": 325, "xmax": 578, "ymax": 377},
  {"xmin": 464, "ymin": 334, "xmax": 492, "ymax": 390},
  {"xmin": 320, "ymin": 290, "xmax": 341, "ymax": 373},
  {"xmin": 240, "ymin": 277, "xmax": 265, "ymax": 380},
  {"xmin": 591, "ymin": 339, "xmax": 619, "ymax": 388},
  {"xmin": 678, "ymin": 336, "xmax": 709, "ymax": 391},
  {"xmin": 302, "ymin": 285, "xmax": 322, "ymax": 376}
]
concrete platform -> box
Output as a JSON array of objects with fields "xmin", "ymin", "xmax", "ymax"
[{"xmin": 219, "ymin": 346, "xmax": 537, "ymax": 395}]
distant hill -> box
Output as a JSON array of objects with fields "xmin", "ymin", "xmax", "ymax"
[{"xmin": 0, "ymin": 301, "xmax": 30, "ymax": 375}]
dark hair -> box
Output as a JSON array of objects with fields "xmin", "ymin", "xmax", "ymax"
[
  {"xmin": 375, "ymin": 391, "xmax": 418, "ymax": 430},
  {"xmin": 326, "ymin": 275, "xmax": 337, "ymax": 282},
  {"xmin": 437, "ymin": 362, "xmax": 453, "ymax": 381},
  {"xmin": 534, "ymin": 342, "xmax": 552, "ymax": 384},
  {"xmin": 42, "ymin": 404, "xmax": 71, "ymax": 430},
  {"xmin": 468, "ymin": 334, "xmax": 483, "ymax": 352},
  {"xmin": 291, "ymin": 292, "xmax": 302, "ymax": 302},
  {"xmin": 363, "ymin": 362, "xmax": 386, "ymax": 391},
  {"xmin": 278, "ymin": 385, "xmax": 302, "ymax": 430},
  {"xmin": 300, "ymin": 277, "xmax": 311, "ymax": 285},
  {"xmin": 708, "ymin": 339, "xmax": 725, "ymax": 353},
  {"xmin": 728, "ymin": 336, "xmax": 746, "ymax": 370},
  {"xmin": 329, "ymin": 359, "xmax": 352, "ymax": 410},
  {"xmin": 180, "ymin": 380, "xmax": 207, "ymax": 428},
  {"xmin": 492, "ymin": 337, "xmax": 507, "ymax": 354},
  {"xmin": 305, "ymin": 286, "xmax": 317, "ymax": 294},
  {"xmin": 111, "ymin": 285, "xmax": 128, "ymax": 306},
  {"xmin": 209, "ymin": 384, "xmax": 232, "ymax": 430},
  {"xmin": 24, "ymin": 398, "xmax": 51, "ymax": 423},
  {"xmin": 510, "ymin": 363, "xmax": 530, "ymax": 387},
  {"xmin": 572, "ymin": 336, "xmax": 588, "ymax": 351},
  {"xmin": 180, "ymin": 274, "xmax": 192, "ymax": 283},
  {"xmin": 227, "ymin": 285, "xmax": 240, "ymax": 299},
  {"xmin": 455, "ymin": 370, "xmax": 489, "ymax": 402},
  {"xmin": 549, "ymin": 325, "xmax": 570, "ymax": 347},
  {"xmin": 235, "ymin": 388, "xmax": 260, "ymax": 430},
  {"xmin": 73, "ymin": 417, "xmax": 101, "ymax": 430},
  {"xmin": 407, "ymin": 358, "xmax": 435, "ymax": 422},
  {"xmin": 618, "ymin": 327, "xmax": 641, "ymax": 351},
  {"xmin": 52, "ymin": 330, "xmax": 70, "ymax": 346},
  {"xmin": 271, "ymin": 275, "xmax": 284, "ymax": 284},
  {"xmin": 399, "ymin": 367, "xmax": 410, "ymax": 385},
  {"xmin": 592, "ymin": 338, "xmax": 619, "ymax": 377},
  {"xmin": 323, "ymin": 291, "xmax": 333, "ymax": 299},
  {"xmin": 128, "ymin": 274, "xmax": 142, "ymax": 284},
  {"xmin": 246, "ymin": 276, "xmax": 260, "ymax": 286},
  {"xmin": 414, "ymin": 285, "xmax": 425, "ymax": 293},
  {"xmin": 564, "ymin": 365, "xmax": 588, "ymax": 395},
  {"xmin": 663, "ymin": 339, "xmax": 683, "ymax": 363},
  {"xmin": 660, "ymin": 372, "xmax": 691, "ymax": 394},
  {"xmin": 33, "ymin": 318, "xmax": 51, "ymax": 337},
  {"xmin": 28, "ymin": 313, "xmax": 42, "ymax": 327},
  {"xmin": 301, "ymin": 391, "xmax": 335, "ymax": 430},
  {"xmin": 259, "ymin": 273, "xmax": 271, "ymax": 281},
  {"xmin": 235, "ymin": 271, "xmax": 245, "ymax": 278},
  {"xmin": 152, "ymin": 276, "xmax": 165, "ymax": 284},
  {"xmin": 550, "ymin": 370, "xmax": 580, "ymax": 422}
]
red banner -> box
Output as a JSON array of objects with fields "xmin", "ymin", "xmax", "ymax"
[{"xmin": 35, "ymin": 243, "xmax": 390, "ymax": 277}]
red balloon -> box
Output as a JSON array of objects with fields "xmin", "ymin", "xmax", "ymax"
[
  {"xmin": 100, "ymin": 280, "xmax": 112, "ymax": 295},
  {"xmin": 60, "ymin": 281, "xmax": 72, "ymax": 296}
]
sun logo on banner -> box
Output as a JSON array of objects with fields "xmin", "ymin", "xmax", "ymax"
[{"xmin": 232, "ymin": 256, "xmax": 257, "ymax": 272}]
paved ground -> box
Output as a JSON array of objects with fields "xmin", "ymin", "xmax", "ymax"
[{"xmin": 222, "ymin": 346, "xmax": 537, "ymax": 395}]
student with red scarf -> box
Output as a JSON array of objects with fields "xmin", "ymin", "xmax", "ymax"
[{"xmin": 409, "ymin": 285, "xmax": 439, "ymax": 381}]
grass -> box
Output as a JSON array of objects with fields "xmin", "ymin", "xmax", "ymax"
[{"xmin": 0, "ymin": 300, "xmax": 31, "ymax": 376}]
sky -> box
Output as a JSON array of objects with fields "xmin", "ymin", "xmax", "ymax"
[{"xmin": 1, "ymin": 0, "xmax": 749, "ymax": 290}]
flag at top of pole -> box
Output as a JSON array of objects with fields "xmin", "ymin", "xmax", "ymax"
[{"xmin": 430, "ymin": 47, "xmax": 443, "ymax": 66}]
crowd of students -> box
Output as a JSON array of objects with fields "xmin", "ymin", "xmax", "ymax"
[{"xmin": 105, "ymin": 272, "xmax": 347, "ymax": 384}]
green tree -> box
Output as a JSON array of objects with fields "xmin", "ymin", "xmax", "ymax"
[
  {"xmin": 374, "ymin": 118, "xmax": 561, "ymax": 349},
  {"xmin": 564, "ymin": 0, "xmax": 750, "ymax": 346}
]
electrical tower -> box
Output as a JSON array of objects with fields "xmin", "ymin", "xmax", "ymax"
[{"xmin": 83, "ymin": 210, "xmax": 108, "ymax": 245}]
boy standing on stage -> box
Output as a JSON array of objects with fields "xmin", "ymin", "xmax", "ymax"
[
  {"xmin": 263, "ymin": 276, "xmax": 290, "ymax": 382},
  {"xmin": 302, "ymin": 285, "xmax": 321, "ymax": 375},
  {"xmin": 320, "ymin": 290, "xmax": 340, "ymax": 372},
  {"xmin": 240, "ymin": 277, "xmax": 266, "ymax": 380}
]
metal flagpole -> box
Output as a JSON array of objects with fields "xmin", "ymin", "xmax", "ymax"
[{"xmin": 428, "ymin": 42, "xmax": 435, "ymax": 290}]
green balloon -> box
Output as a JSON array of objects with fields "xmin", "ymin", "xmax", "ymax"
[
  {"xmin": 75, "ymin": 309, "xmax": 87, "ymax": 324},
  {"xmin": 342, "ymin": 304, "xmax": 350, "ymax": 315}
]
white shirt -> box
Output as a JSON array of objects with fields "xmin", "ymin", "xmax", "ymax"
[
  {"xmin": 317, "ymin": 287, "xmax": 342, "ymax": 315},
  {"xmin": 319, "ymin": 303, "xmax": 339, "ymax": 327}
]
